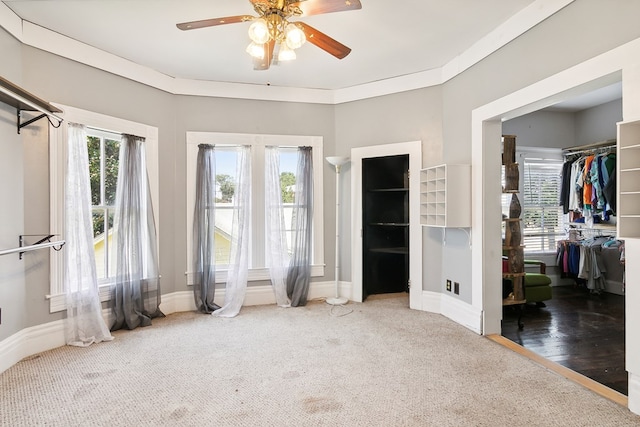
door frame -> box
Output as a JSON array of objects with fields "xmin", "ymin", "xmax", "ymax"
[{"xmin": 351, "ymin": 141, "xmax": 422, "ymax": 309}]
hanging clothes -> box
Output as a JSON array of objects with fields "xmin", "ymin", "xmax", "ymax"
[
  {"xmin": 582, "ymin": 155, "xmax": 595, "ymax": 211},
  {"xmin": 560, "ymin": 146, "xmax": 617, "ymax": 217}
]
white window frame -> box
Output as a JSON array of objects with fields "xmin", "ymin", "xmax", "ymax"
[
  {"xmin": 517, "ymin": 146, "xmax": 565, "ymax": 254},
  {"xmin": 185, "ymin": 132, "xmax": 324, "ymax": 285},
  {"xmin": 49, "ymin": 105, "xmax": 159, "ymax": 312}
]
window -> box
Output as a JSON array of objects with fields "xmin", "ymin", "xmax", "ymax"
[
  {"xmin": 502, "ymin": 147, "xmax": 565, "ymax": 253},
  {"xmin": 49, "ymin": 105, "xmax": 159, "ymax": 312},
  {"xmin": 521, "ymin": 158, "xmax": 565, "ymax": 252},
  {"xmin": 185, "ymin": 132, "xmax": 324, "ymax": 284},
  {"xmin": 87, "ymin": 129, "xmax": 121, "ymax": 281},
  {"xmin": 275, "ymin": 148, "xmax": 299, "ymax": 256}
]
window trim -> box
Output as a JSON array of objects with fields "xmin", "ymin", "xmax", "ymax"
[
  {"xmin": 49, "ymin": 105, "xmax": 159, "ymax": 312},
  {"xmin": 184, "ymin": 131, "xmax": 325, "ymax": 285}
]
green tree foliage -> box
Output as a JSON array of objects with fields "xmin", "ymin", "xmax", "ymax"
[
  {"xmin": 87, "ymin": 136, "xmax": 120, "ymax": 237},
  {"xmin": 88, "ymin": 136, "xmax": 101, "ymax": 206},
  {"xmin": 216, "ymin": 174, "xmax": 235, "ymax": 202},
  {"xmin": 280, "ymin": 171, "xmax": 296, "ymax": 203}
]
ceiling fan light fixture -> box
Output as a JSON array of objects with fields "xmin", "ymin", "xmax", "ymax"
[
  {"xmin": 278, "ymin": 43, "xmax": 296, "ymax": 61},
  {"xmin": 246, "ymin": 42, "xmax": 265, "ymax": 59},
  {"xmin": 179, "ymin": 0, "xmax": 361, "ymax": 69},
  {"xmin": 284, "ymin": 23, "xmax": 306, "ymax": 49},
  {"xmin": 248, "ymin": 18, "xmax": 269, "ymax": 44}
]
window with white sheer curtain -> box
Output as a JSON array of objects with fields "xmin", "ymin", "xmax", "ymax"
[
  {"xmin": 185, "ymin": 132, "xmax": 324, "ymax": 285},
  {"xmin": 49, "ymin": 106, "xmax": 159, "ymax": 312}
]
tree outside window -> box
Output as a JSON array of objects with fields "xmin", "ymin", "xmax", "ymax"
[{"xmin": 87, "ymin": 131, "xmax": 121, "ymax": 280}]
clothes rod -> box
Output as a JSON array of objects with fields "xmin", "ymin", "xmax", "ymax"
[
  {"xmin": 0, "ymin": 75, "xmax": 64, "ymax": 133},
  {"xmin": 562, "ymin": 139, "xmax": 616, "ymax": 153},
  {"xmin": 0, "ymin": 240, "xmax": 65, "ymax": 258}
]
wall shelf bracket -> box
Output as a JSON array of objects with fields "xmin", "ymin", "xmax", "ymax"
[
  {"xmin": 17, "ymin": 110, "xmax": 62, "ymax": 134},
  {"xmin": 0, "ymin": 75, "xmax": 63, "ymax": 134},
  {"xmin": 0, "ymin": 234, "xmax": 65, "ymax": 259}
]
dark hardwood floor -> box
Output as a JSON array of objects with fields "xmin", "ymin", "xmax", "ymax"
[{"xmin": 502, "ymin": 285, "xmax": 626, "ymax": 395}]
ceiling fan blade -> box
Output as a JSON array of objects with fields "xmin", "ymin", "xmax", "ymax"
[
  {"xmin": 176, "ymin": 15, "xmax": 253, "ymax": 31},
  {"xmin": 296, "ymin": 22, "xmax": 351, "ymax": 59},
  {"xmin": 295, "ymin": 0, "xmax": 361, "ymax": 17},
  {"xmin": 254, "ymin": 39, "xmax": 276, "ymax": 70}
]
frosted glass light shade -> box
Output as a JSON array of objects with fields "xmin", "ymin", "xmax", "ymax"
[
  {"xmin": 248, "ymin": 18, "xmax": 270, "ymax": 44},
  {"xmin": 326, "ymin": 156, "xmax": 350, "ymax": 167},
  {"xmin": 278, "ymin": 44, "xmax": 296, "ymax": 61},
  {"xmin": 246, "ymin": 42, "xmax": 265, "ymax": 59},
  {"xmin": 285, "ymin": 23, "xmax": 306, "ymax": 49}
]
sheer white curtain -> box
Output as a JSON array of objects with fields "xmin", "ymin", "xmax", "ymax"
[
  {"xmin": 286, "ymin": 147, "xmax": 314, "ymax": 306},
  {"xmin": 192, "ymin": 144, "xmax": 220, "ymax": 313},
  {"xmin": 64, "ymin": 123, "xmax": 113, "ymax": 347},
  {"xmin": 110, "ymin": 134, "xmax": 163, "ymax": 330},
  {"xmin": 213, "ymin": 145, "xmax": 251, "ymax": 317},
  {"xmin": 265, "ymin": 146, "xmax": 291, "ymax": 307}
]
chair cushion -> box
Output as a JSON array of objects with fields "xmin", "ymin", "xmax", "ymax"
[{"xmin": 524, "ymin": 273, "xmax": 552, "ymax": 287}]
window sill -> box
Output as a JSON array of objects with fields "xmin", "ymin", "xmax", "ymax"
[
  {"xmin": 47, "ymin": 284, "xmax": 112, "ymax": 313},
  {"xmin": 48, "ymin": 264, "xmax": 325, "ymax": 313}
]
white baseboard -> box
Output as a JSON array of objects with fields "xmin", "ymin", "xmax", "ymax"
[
  {"xmin": 421, "ymin": 290, "xmax": 483, "ymax": 334},
  {"xmin": 160, "ymin": 280, "xmax": 341, "ymax": 313},
  {"xmin": 0, "ymin": 280, "xmax": 340, "ymax": 375},
  {"xmin": 0, "ymin": 319, "xmax": 66, "ymax": 375}
]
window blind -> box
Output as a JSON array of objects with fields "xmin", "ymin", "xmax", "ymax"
[{"xmin": 521, "ymin": 159, "xmax": 565, "ymax": 252}]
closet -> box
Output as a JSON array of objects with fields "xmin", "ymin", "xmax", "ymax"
[
  {"xmin": 503, "ymin": 134, "xmax": 627, "ymax": 395},
  {"xmin": 350, "ymin": 140, "xmax": 422, "ymax": 307},
  {"xmin": 362, "ymin": 154, "xmax": 409, "ymax": 299},
  {"xmin": 558, "ymin": 140, "xmax": 625, "ymax": 295}
]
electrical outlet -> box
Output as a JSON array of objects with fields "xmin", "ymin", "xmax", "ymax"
[
  {"xmin": 446, "ymin": 280, "xmax": 452, "ymax": 292},
  {"xmin": 454, "ymin": 282, "xmax": 460, "ymax": 295}
]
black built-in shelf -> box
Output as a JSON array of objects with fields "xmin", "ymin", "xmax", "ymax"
[{"xmin": 362, "ymin": 154, "xmax": 410, "ymax": 298}]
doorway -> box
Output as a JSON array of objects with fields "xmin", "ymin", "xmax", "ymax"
[
  {"xmin": 362, "ymin": 154, "xmax": 409, "ymax": 299},
  {"xmin": 499, "ymin": 101, "xmax": 626, "ymax": 394},
  {"xmin": 350, "ymin": 141, "xmax": 422, "ymax": 309}
]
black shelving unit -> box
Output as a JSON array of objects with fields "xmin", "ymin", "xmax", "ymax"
[{"xmin": 362, "ymin": 154, "xmax": 409, "ymax": 299}]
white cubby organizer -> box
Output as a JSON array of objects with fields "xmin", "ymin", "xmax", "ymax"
[
  {"xmin": 618, "ymin": 119, "xmax": 640, "ymax": 238},
  {"xmin": 420, "ymin": 164, "xmax": 471, "ymax": 227}
]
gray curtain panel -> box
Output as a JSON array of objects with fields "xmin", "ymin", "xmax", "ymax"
[
  {"xmin": 110, "ymin": 134, "xmax": 163, "ymax": 330},
  {"xmin": 192, "ymin": 144, "xmax": 221, "ymax": 313},
  {"xmin": 286, "ymin": 146, "xmax": 314, "ymax": 306}
]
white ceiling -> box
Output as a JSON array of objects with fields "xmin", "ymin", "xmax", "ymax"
[
  {"xmin": 3, "ymin": 0, "xmax": 537, "ymax": 90},
  {"xmin": 1, "ymin": 0, "xmax": 622, "ymax": 109},
  {"xmin": 543, "ymin": 82, "xmax": 622, "ymax": 112}
]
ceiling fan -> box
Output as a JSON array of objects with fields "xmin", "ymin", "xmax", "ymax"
[{"xmin": 176, "ymin": 0, "xmax": 362, "ymax": 70}]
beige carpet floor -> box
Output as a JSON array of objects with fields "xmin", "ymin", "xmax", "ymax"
[{"xmin": 1, "ymin": 294, "xmax": 639, "ymax": 426}]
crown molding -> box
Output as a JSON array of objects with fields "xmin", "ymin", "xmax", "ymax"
[{"xmin": 0, "ymin": 0, "xmax": 574, "ymax": 105}]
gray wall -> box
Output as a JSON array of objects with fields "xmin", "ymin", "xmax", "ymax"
[
  {"xmin": 1, "ymin": 43, "xmax": 337, "ymax": 338},
  {"xmin": 174, "ymin": 95, "xmax": 335, "ymax": 291},
  {"xmin": 20, "ymin": 47, "xmax": 176, "ymax": 329},
  {"xmin": 575, "ymin": 99, "xmax": 622, "ymax": 146},
  {"xmin": 503, "ymin": 100, "xmax": 621, "ymax": 150},
  {"xmin": 0, "ymin": 29, "xmax": 25, "ymax": 341},
  {"xmin": 433, "ymin": 0, "xmax": 640, "ymax": 303},
  {"xmin": 503, "ymin": 110, "xmax": 576, "ymax": 149},
  {"xmin": 2, "ymin": 0, "xmax": 640, "ymax": 337},
  {"xmin": 334, "ymin": 87, "xmax": 443, "ymax": 284}
]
